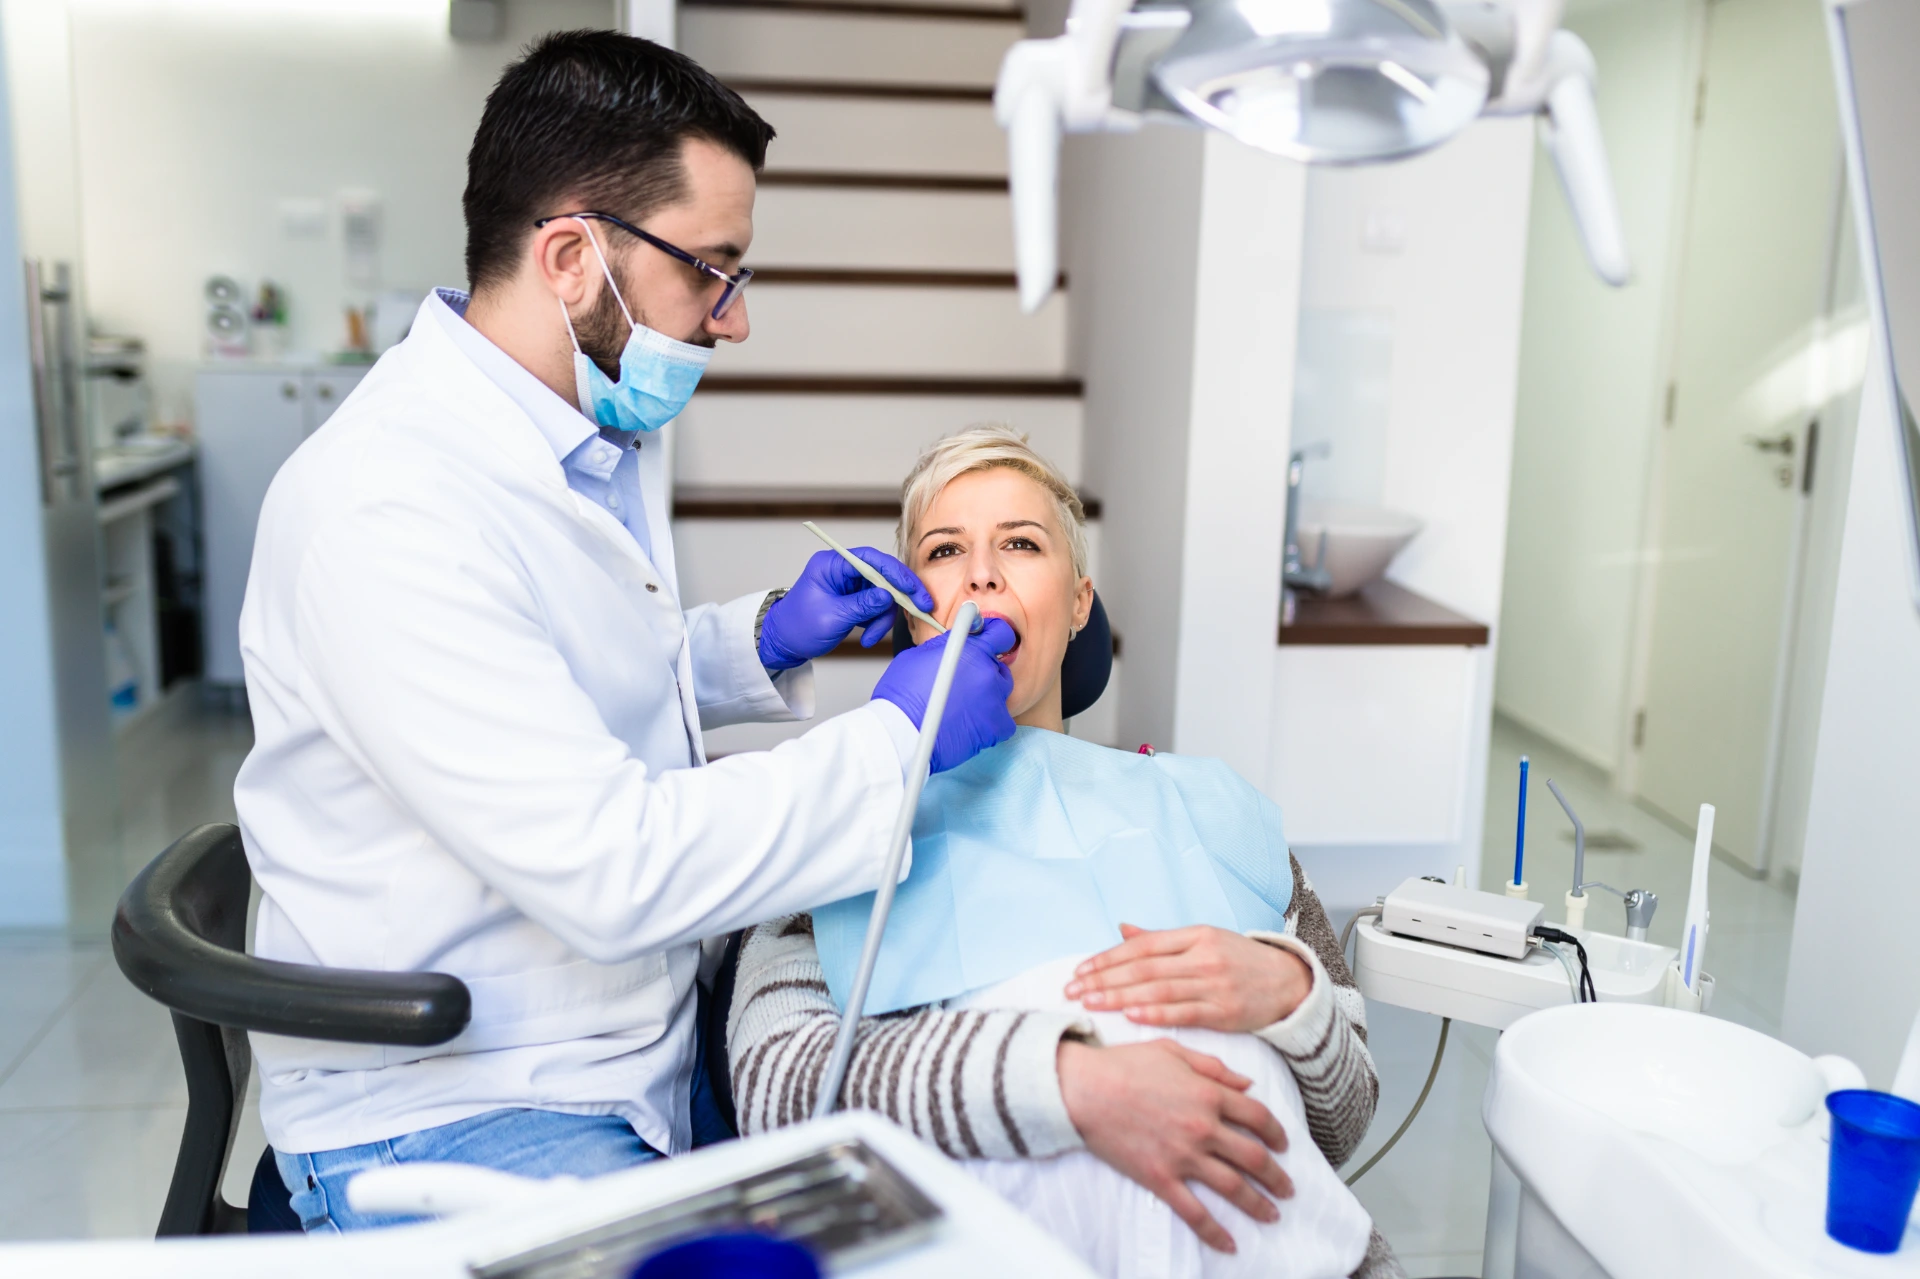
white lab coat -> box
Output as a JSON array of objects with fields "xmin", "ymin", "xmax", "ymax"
[{"xmin": 235, "ymin": 297, "xmax": 907, "ymax": 1157}]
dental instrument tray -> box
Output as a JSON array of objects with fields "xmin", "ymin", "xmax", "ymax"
[{"xmin": 470, "ymin": 1139, "xmax": 944, "ymax": 1279}]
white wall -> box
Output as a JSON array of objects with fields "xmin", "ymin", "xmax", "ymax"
[
  {"xmin": 0, "ymin": 16, "xmax": 73, "ymax": 927},
  {"xmin": 1286, "ymin": 118, "xmax": 1537, "ymax": 903},
  {"xmin": 1781, "ymin": 350, "xmax": 1920, "ymax": 1081},
  {"xmin": 1298, "ymin": 120, "xmax": 1535, "ymax": 630},
  {"xmin": 61, "ymin": 0, "xmax": 611, "ymax": 415},
  {"xmin": 1494, "ymin": 0, "xmax": 1700, "ymax": 772},
  {"xmin": 2, "ymin": 0, "xmax": 85, "ymax": 268}
]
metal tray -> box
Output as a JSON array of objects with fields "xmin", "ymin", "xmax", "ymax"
[{"xmin": 471, "ymin": 1139, "xmax": 944, "ymax": 1278}]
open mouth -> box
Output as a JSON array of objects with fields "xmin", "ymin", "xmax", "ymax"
[{"xmin": 978, "ymin": 610, "xmax": 1021, "ymax": 664}]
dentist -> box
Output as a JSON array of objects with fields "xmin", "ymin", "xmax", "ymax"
[{"xmin": 234, "ymin": 29, "xmax": 1016, "ymax": 1231}]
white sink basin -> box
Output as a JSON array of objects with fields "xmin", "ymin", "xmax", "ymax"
[
  {"xmin": 1483, "ymin": 1003, "xmax": 1903, "ymax": 1278},
  {"xmin": 1294, "ymin": 503, "xmax": 1423, "ymax": 598}
]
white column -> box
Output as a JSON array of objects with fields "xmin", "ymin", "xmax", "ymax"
[
  {"xmin": 617, "ymin": 0, "xmax": 677, "ymax": 48},
  {"xmin": 1169, "ymin": 134, "xmax": 1305, "ymax": 781}
]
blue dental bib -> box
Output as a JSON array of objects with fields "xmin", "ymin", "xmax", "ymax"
[{"xmin": 814, "ymin": 728, "xmax": 1294, "ymax": 1015}]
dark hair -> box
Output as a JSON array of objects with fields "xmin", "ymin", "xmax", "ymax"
[{"xmin": 463, "ymin": 29, "xmax": 774, "ymax": 291}]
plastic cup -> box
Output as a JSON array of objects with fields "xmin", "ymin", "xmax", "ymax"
[
  {"xmin": 1826, "ymin": 1089, "xmax": 1920, "ymax": 1254},
  {"xmin": 629, "ymin": 1231, "xmax": 821, "ymax": 1279}
]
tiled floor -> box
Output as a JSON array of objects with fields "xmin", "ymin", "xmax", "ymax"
[
  {"xmin": 0, "ymin": 704, "xmax": 1799, "ymax": 1270},
  {"xmin": 1345, "ymin": 713, "xmax": 1800, "ymax": 1277},
  {"xmin": 0, "ymin": 695, "xmax": 260, "ymax": 1241}
]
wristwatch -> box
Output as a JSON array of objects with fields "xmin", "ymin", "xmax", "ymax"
[{"xmin": 754, "ymin": 588, "xmax": 788, "ymax": 647}]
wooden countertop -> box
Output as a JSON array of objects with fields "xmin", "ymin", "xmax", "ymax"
[{"xmin": 1281, "ymin": 580, "xmax": 1489, "ymax": 647}]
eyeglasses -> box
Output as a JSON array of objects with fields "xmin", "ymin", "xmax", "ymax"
[{"xmin": 535, "ymin": 210, "xmax": 754, "ymax": 321}]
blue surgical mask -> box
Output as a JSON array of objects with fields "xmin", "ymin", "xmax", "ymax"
[{"xmin": 559, "ymin": 218, "xmax": 712, "ymax": 433}]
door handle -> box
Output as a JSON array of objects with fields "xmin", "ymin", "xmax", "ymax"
[{"xmin": 1743, "ymin": 432, "xmax": 1795, "ymax": 455}]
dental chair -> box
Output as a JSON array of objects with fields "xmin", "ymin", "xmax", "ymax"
[{"xmin": 111, "ymin": 823, "xmax": 473, "ymax": 1235}]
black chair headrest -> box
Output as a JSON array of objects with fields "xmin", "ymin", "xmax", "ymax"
[{"xmin": 890, "ymin": 589, "xmax": 1113, "ymax": 721}]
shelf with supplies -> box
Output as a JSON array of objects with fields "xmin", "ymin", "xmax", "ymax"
[
  {"xmin": 96, "ymin": 466, "xmax": 195, "ymax": 733},
  {"xmin": 96, "ymin": 473, "xmax": 180, "ymax": 526},
  {"xmin": 93, "ymin": 435, "xmax": 195, "ymax": 491}
]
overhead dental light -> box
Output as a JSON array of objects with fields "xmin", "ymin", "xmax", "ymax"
[
  {"xmin": 1151, "ymin": 0, "xmax": 1490, "ymax": 163},
  {"xmin": 994, "ymin": 0, "xmax": 1630, "ymax": 312}
]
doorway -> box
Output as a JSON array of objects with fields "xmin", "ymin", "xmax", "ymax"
[
  {"xmin": 1629, "ymin": 0, "xmax": 1851, "ymax": 874},
  {"xmin": 1495, "ymin": 0, "xmax": 1864, "ymax": 878}
]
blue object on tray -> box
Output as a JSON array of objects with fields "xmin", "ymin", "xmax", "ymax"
[
  {"xmin": 1827, "ymin": 1089, "xmax": 1920, "ymax": 1254},
  {"xmin": 630, "ymin": 1231, "xmax": 821, "ymax": 1278}
]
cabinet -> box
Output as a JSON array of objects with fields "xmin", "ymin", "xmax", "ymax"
[
  {"xmin": 197, "ymin": 365, "xmax": 367, "ymax": 685},
  {"xmin": 1267, "ymin": 587, "xmax": 1493, "ymax": 917}
]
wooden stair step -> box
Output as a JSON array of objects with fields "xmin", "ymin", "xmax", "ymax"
[
  {"xmin": 749, "ymin": 268, "xmax": 1057, "ymax": 288},
  {"xmin": 751, "ymin": 185, "xmax": 1015, "ymax": 272},
  {"xmin": 673, "ymin": 485, "xmax": 1103, "ymax": 520},
  {"xmin": 730, "ymin": 77, "xmax": 995, "ymax": 102},
  {"xmin": 682, "ymin": 6, "xmax": 1016, "ymax": 90},
  {"xmin": 759, "ymin": 170, "xmax": 1007, "ymax": 192},
  {"xmin": 687, "ymin": 0, "xmax": 1023, "ymax": 21}
]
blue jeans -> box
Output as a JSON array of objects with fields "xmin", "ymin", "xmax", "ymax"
[{"xmin": 278, "ymin": 1020, "xmax": 733, "ymax": 1232}]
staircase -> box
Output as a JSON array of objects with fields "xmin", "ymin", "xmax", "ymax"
[{"xmin": 670, "ymin": 0, "xmax": 1115, "ymax": 752}]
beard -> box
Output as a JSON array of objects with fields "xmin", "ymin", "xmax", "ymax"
[
  {"xmin": 573, "ymin": 273, "xmax": 632, "ymax": 381},
  {"xmin": 572, "ymin": 260, "xmax": 721, "ymax": 380}
]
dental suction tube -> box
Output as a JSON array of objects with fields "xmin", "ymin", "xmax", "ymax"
[{"xmin": 812, "ymin": 600, "xmax": 983, "ymax": 1120}]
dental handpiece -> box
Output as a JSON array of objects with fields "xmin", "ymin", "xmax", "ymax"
[{"xmin": 812, "ymin": 600, "xmax": 981, "ymax": 1119}]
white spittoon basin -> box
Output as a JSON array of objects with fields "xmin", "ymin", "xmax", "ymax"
[{"xmin": 1484, "ymin": 1003, "xmax": 1917, "ymax": 1279}]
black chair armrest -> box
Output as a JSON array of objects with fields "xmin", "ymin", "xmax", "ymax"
[{"xmin": 112, "ymin": 824, "xmax": 470, "ymax": 1047}]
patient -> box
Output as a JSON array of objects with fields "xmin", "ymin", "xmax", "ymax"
[{"xmin": 727, "ymin": 426, "xmax": 1401, "ymax": 1279}]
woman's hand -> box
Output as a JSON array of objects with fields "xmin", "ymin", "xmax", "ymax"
[
  {"xmin": 1065, "ymin": 924, "xmax": 1314, "ymax": 1033},
  {"xmin": 1056, "ymin": 1039, "xmax": 1293, "ymax": 1254}
]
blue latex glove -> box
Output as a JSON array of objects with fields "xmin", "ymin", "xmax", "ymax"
[
  {"xmin": 872, "ymin": 617, "xmax": 1018, "ymax": 773},
  {"xmin": 759, "ymin": 548, "xmax": 936, "ymax": 672}
]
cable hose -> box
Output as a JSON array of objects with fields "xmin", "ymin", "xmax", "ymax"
[
  {"xmin": 1541, "ymin": 940, "xmax": 1582, "ymax": 1005},
  {"xmin": 1344, "ymin": 1016, "xmax": 1450, "ymax": 1187},
  {"xmin": 1339, "ymin": 904, "xmax": 1383, "ymax": 971}
]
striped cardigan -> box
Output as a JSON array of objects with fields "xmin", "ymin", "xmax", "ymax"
[{"xmin": 726, "ymin": 855, "xmax": 1404, "ymax": 1279}]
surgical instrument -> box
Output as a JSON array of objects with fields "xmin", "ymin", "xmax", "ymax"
[
  {"xmin": 1546, "ymin": 777, "xmax": 1658, "ymax": 940},
  {"xmin": 813, "ymin": 600, "xmax": 981, "ymax": 1118},
  {"xmin": 803, "ymin": 521, "xmax": 946, "ymax": 635}
]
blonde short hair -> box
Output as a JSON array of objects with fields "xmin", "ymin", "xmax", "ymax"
[{"xmin": 897, "ymin": 424, "xmax": 1089, "ymax": 580}]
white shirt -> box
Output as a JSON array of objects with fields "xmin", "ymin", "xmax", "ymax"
[
  {"xmin": 236, "ymin": 294, "xmax": 913, "ymax": 1156},
  {"xmin": 431, "ymin": 287, "xmax": 655, "ymax": 560}
]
